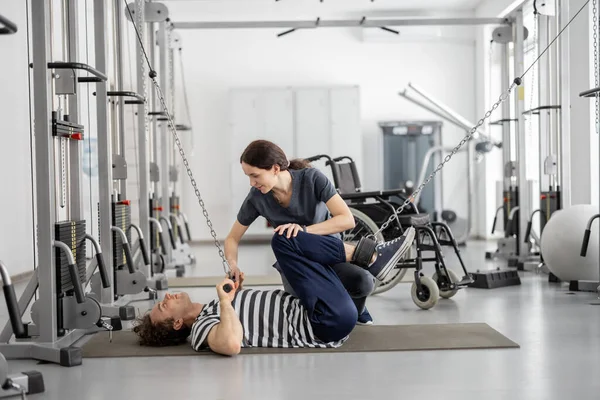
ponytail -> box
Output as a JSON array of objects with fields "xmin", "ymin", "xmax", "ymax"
[{"xmin": 288, "ymin": 158, "xmax": 312, "ymax": 170}]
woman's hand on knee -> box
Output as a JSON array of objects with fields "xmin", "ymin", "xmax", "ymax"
[{"xmin": 274, "ymin": 223, "xmax": 304, "ymax": 239}]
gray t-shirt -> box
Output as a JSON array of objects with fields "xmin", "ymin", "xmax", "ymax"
[{"xmin": 237, "ymin": 168, "xmax": 340, "ymax": 239}]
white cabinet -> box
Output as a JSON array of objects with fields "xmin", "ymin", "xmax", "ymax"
[{"xmin": 229, "ymin": 86, "xmax": 361, "ymax": 237}]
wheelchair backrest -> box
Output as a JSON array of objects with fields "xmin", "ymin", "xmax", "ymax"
[
  {"xmin": 335, "ymin": 163, "xmax": 356, "ymax": 194},
  {"xmin": 333, "ymin": 161, "xmax": 363, "ymax": 194}
]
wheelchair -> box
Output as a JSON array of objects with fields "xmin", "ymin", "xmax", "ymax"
[{"xmin": 305, "ymin": 154, "xmax": 473, "ymax": 310}]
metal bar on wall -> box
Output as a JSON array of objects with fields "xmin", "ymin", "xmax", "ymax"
[
  {"xmin": 135, "ymin": 0, "xmax": 151, "ymax": 262},
  {"xmin": 67, "ymin": 0, "xmax": 83, "ymax": 221},
  {"xmin": 94, "ymin": 0, "xmax": 114, "ymax": 301},
  {"xmin": 173, "ymin": 17, "xmax": 508, "ymax": 30},
  {"xmin": 31, "ymin": 0, "xmax": 58, "ymax": 343},
  {"xmin": 514, "ymin": 9, "xmax": 528, "ymax": 257}
]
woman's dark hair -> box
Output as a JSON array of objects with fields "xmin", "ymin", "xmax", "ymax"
[
  {"xmin": 240, "ymin": 140, "xmax": 311, "ymax": 171},
  {"xmin": 132, "ymin": 314, "xmax": 191, "ymax": 347}
]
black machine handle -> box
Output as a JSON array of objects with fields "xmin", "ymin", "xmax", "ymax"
[
  {"xmin": 54, "ymin": 241, "xmax": 85, "ymax": 304},
  {"xmin": 159, "ymin": 231, "xmax": 168, "ymax": 255},
  {"xmin": 95, "ymin": 253, "xmax": 110, "ymax": 288},
  {"xmin": 129, "ymin": 224, "xmax": 151, "ymax": 266},
  {"xmin": 107, "ymin": 91, "xmax": 145, "ymax": 104},
  {"xmin": 525, "ymin": 221, "xmax": 533, "ymax": 243},
  {"xmin": 178, "ymin": 225, "xmax": 185, "ymax": 244},
  {"xmin": 0, "ymin": 261, "xmax": 26, "ymax": 338},
  {"xmin": 522, "ymin": 105, "xmax": 561, "ymax": 115},
  {"xmin": 123, "ymin": 243, "xmax": 136, "ymax": 274},
  {"xmin": 47, "ymin": 62, "xmax": 108, "ymax": 82},
  {"xmin": 505, "ymin": 207, "xmax": 520, "ymax": 237},
  {"xmin": 85, "ymin": 235, "xmax": 110, "ymax": 289},
  {"xmin": 489, "ymin": 118, "xmax": 518, "ymax": 126},
  {"xmin": 185, "ymin": 222, "xmax": 192, "ymax": 242},
  {"xmin": 139, "ymin": 238, "xmax": 151, "ymax": 266},
  {"xmin": 168, "ymin": 227, "xmax": 177, "ymax": 249},
  {"xmin": 0, "ymin": 14, "xmax": 18, "ymax": 35},
  {"xmin": 67, "ymin": 263, "xmax": 85, "ymax": 303},
  {"xmin": 580, "ymin": 214, "xmax": 599, "ymax": 257},
  {"xmin": 505, "ymin": 219, "xmax": 512, "ymax": 236},
  {"xmin": 491, "ymin": 205, "xmax": 504, "ymax": 234},
  {"xmin": 111, "ymin": 227, "xmax": 136, "ymax": 273},
  {"xmin": 159, "ymin": 217, "xmax": 177, "ymax": 250},
  {"xmin": 223, "ymin": 271, "xmax": 236, "ymax": 293},
  {"xmin": 579, "ymin": 87, "xmax": 600, "ymax": 98},
  {"xmin": 170, "ymin": 214, "xmax": 186, "ymax": 245},
  {"xmin": 176, "ymin": 124, "xmax": 191, "ymax": 131},
  {"xmin": 178, "ymin": 212, "xmax": 193, "ymax": 241},
  {"xmin": 580, "ymin": 230, "xmax": 592, "ymax": 257},
  {"xmin": 525, "ymin": 209, "xmax": 548, "ymax": 243},
  {"xmin": 78, "ymin": 77, "xmax": 103, "ymax": 83}
]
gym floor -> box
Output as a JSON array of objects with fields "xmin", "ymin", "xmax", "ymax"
[{"xmin": 2, "ymin": 240, "xmax": 599, "ymax": 400}]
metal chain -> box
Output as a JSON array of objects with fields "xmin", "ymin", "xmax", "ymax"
[
  {"xmin": 372, "ymin": 83, "xmax": 517, "ymax": 237},
  {"xmin": 594, "ymin": 0, "xmax": 599, "ymax": 134},
  {"xmin": 150, "ymin": 79, "xmax": 230, "ymax": 272}
]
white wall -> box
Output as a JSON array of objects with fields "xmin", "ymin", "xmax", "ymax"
[
  {"xmin": 0, "ymin": 3, "xmax": 36, "ymax": 277},
  {"xmin": 170, "ymin": 7, "xmax": 478, "ymax": 241}
]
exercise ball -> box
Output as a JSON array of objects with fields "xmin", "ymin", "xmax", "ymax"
[{"xmin": 540, "ymin": 204, "xmax": 599, "ymax": 282}]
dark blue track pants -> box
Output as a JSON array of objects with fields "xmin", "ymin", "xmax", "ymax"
[{"xmin": 271, "ymin": 232, "xmax": 360, "ymax": 342}]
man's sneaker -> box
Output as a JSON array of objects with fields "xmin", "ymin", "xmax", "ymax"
[
  {"xmin": 367, "ymin": 227, "xmax": 415, "ymax": 281},
  {"xmin": 357, "ymin": 308, "xmax": 373, "ymax": 325}
]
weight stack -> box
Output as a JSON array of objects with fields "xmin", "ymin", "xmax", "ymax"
[
  {"xmin": 150, "ymin": 197, "xmax": 160, "ymax": 251},
  {"xmin": 503, "ymin": 188, "xmax": 519, "ymax": 237},
  {"xmin": 170, "ymin": 194, "xmax": 181, "ymax": 242},
  {"xmin": 54, "ymin": 221, "xmax": 87, "ymax": 294},
  {"xmin": 112, "ymin": 202, "xmax": 131, "ymax": 268},
  {"xmin": 539, "ymin": 189, "xmax": 561, "ymax": 233}
]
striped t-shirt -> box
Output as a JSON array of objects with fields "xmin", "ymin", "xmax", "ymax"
[{"xmin": 190, "ymin": 288, "xmax": 348, "ymax": 351}]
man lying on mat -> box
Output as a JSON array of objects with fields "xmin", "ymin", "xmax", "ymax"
[{"xmin": 133, "ymin": 228, "xmax": 415, "ymax": 356}]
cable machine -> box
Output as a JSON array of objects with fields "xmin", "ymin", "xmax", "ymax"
[{"xmin": 0, "ymin": 0, "xmax": 119, "ymax": 367}]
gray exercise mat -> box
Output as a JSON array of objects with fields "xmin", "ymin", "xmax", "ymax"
[{"xmin": 80, "ymin": 323, "xmax": 519, "ymax": 358}]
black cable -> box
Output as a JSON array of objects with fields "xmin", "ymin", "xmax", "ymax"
[
  {"xmin": 520, "ymin": 0, "xmax": 590, "ymax": 81},
  {"xmin": 25, "ymin": 0, "xmax": 37, "ymax": 283},
  {"xmin": 123, "ymin": 0, "xmax": 156, "ymax": 78},
  {"xmin": 178, "ymin": 47, "xmax": 194, "ymax": 150},
  {"xmin": 85, "ymin": 0, "xmax": 94, "ymax": 238}
]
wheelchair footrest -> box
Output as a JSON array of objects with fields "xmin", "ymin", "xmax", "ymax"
[
  {"xmin": 455, "ymin": 277, "xmax": 474, "ymax": 287},
  {"xmin": 467, "ymin": 269, "xmax": 521, "ymax": 289}
]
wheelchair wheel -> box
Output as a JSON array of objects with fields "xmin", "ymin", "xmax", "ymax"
[
  {"xmin": 432, "ymin": 269, "xmax": 460, "ymax": 299},
  {"xmin": 410, "ymin": 276, "xmax": 439, "ymax": 310},
  {"xmin": 344, "ymin": 208, "xmax": 407, "ymax": 295}
]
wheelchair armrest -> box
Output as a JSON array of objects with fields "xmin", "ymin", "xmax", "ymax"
[
  {"xmin": 381, "ymin": 188, "xmax": 407, "ymax": 198},
  {"xmin": 340, "ymin": 190, "xmax": 383, "ymax": 201}
]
